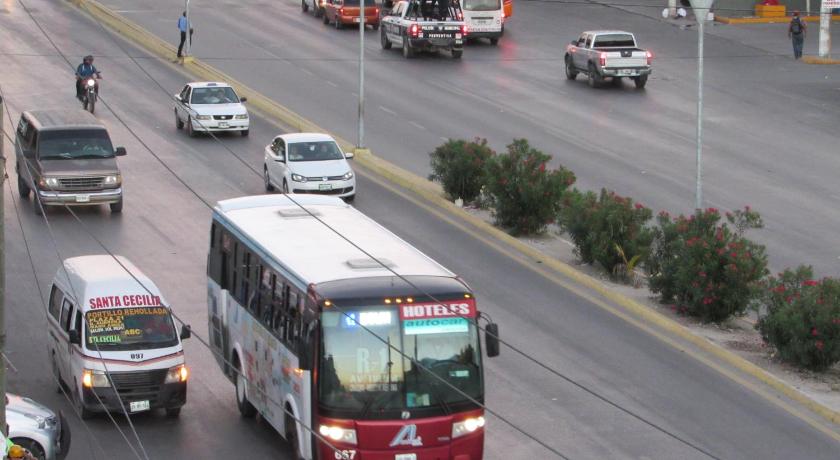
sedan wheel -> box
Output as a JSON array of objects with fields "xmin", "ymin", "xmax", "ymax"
[
  {"xmin": 264, "ymin": 167, "xmax": 275, "ymax": 192},
  {"xmin": 175, "ymin": 109, "xmax": 184, "ymax": 129}
]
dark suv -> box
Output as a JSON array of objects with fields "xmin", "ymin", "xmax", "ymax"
[{"xmin": 15, "ymin": 110, "xmax": 126, "ymax": 214}]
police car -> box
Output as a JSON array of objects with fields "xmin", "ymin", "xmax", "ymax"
[{"xmin": 174, "ymin": 82, "xmax": 250, "ymax": 137}]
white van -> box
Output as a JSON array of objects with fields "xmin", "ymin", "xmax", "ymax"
[
  {"xmin": 47, "ymin": 255, "xmax": 191, "ymax": 419},
  {"xmin": 462, "ymin": 0, "xmax": 504, "ymax": 45}
]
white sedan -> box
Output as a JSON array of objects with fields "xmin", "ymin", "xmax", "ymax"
[
  {"xmin": 174, "ymin": 82, "xmax": 249, "ymax": 137},
  {"xmin": 263, "ymin": 133, "xmax": 356, "ymax": 201}
]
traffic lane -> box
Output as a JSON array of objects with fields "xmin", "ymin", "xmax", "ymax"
[
  {"xmin": 1, "ymin": 2, "xmax": 297, "ymax": 459},
  {"xmin": 351, "ymin": 172, "xmax": 840, "ymax": 460},
  {"xmin": 101, "ymin": 0, "xmax": 840, "ymax": 275}
]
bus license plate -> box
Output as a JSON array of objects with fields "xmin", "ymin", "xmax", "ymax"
[
  {"xmin": 129, "ymin": 400, "xmax": 150, "ymax": 412},
  {"xmin": 395, "ymin": 455, "xmax": 416, "ymax": 460},
  {"xmin": 319, "ymin": 184, "xmax": 333, "ymax": 191},
  {"xmin": 76, "ymin": 194, "xmax": 90, "ymax": 203}
]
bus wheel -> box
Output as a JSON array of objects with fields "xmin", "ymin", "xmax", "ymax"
[
  {"xmin": 285, "ymin": 410, "xmax": 303, "ymax": 460},
  {"xmin": 235, "ymin": 358, "xmax": 257, "ymax": 418}
]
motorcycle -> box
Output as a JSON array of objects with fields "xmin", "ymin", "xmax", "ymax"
[{"xmin": 80, "ymin": 75, "xmax": 100, "ymax": 114}]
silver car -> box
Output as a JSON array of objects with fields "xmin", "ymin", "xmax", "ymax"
[{"xmin": 6, "ymin": 394, "xmax": 70, "ymax": 460}]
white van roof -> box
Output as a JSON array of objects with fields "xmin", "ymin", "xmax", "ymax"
[{"xmin": 57, "ymin": 255, "xmax": 167, "ymax": 311}]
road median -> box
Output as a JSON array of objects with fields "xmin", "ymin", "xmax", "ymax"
[{"xmin": 73, "ymin": 0, "xmax": 840, "ymax": 430}]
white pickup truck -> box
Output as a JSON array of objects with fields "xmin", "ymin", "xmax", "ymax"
[
  {"xmin": 380, "ymin": 0, "xmax": 466, "ymax": 59},
  {"xmin": 564, "ymin": 30, "xmax": 653, "ymax": 89}
]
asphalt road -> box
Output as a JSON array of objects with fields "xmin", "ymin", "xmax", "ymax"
[
  {"xmin": 1, "ymin": 1, "xmax": 840, "ymax": 459},
  {"xmin": 99, "ymin": 0, "xmax": 840, "ymax": 277}
]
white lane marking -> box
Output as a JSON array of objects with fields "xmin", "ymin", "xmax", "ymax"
[
  {"xmin": 409, "ymin": 121, "xmax": 426, "ymax": 130},
  {"xmin": 379, "ymin": 105, "xmax": 397, "ymax": 115},
  {"xmin": 301, "ymin": 68, "xmax": 315, "ymax": 76},
  {"xmin": 440, "ymin": 136, "xmax": 448, "ymax": 142},
  {"xmin": 326, "ymin": 80, "xmax": 338, "ymax": 87}
]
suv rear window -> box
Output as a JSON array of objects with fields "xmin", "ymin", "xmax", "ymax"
[
  {"xmin": 593, "ymin": 34, "xmax": 635, "ymax": 48},
  {"xmin": 38, "ymin": 129, "xmax": 115, "ymax": 160}
]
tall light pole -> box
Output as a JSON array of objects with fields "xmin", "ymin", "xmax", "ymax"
[
  {"xmin": 690, "ymin": 0, "xmax": 713, "ymax": 210},
  {"xmin": 357, "ymin": 0, "xmax": 366, "ymax": 151},
  {"xmin": 185, "ymin": 0, "xmax": 192, "ymax": 57}
]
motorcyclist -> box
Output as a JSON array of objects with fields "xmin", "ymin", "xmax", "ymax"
[{"xmin": 75, "ymin": 55, "xmax": 101, "ymax": 100}]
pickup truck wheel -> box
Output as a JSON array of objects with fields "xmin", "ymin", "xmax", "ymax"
[
  {"xmin": 490, "ymin": 37, "xmax": 499, "ymax": 45},
  {"xmin": 634, "ymin": 75, "xmax": 648, "ymax": 89},
  {"xmin": 452, "ymin": 49, "xmax": 463, "ymax": 59},
  {"xmin": 402, "ymin": 36, "xmax": 414, "ymax": 58},
  {"xmin": 565, "ymin": 56, "xmax": 578, "ymax": 80},
  {"xmin": 587, "ymin": 63, "xmax": 602, "ymax": 88},
  {"xmin": 301, "ymin": 0, "xmax": 308, "ymax": 12},
  {"xmin": 381, "ymin": 28, "xmax": 392, "ymax": 49}
]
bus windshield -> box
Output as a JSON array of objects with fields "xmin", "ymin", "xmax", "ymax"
[
  {"xmin": 85, "ymin": 306, "xmax": 179, "ymax": 351},
  {"xmin": 319, "ymin": 302, "xmax": 482, "ymax": 417}
]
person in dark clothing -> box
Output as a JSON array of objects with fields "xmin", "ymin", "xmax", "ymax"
[
  {"xmin": 436, "ymin": 0, "xmax": 450, "ymax": 19},
  {"xmin": 788, "ymin": 11, "xmax": 807, "ymax": 59}
]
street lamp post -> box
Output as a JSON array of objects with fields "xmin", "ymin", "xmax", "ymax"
[
  {"xmin": 689, "ymin": 0, "xmax": 713, "ymax": 210},
  {"xmin": 185, "ymin": 0, "xmax": 191, "ymax": 57},
  {"xmin": 358, "ymin": 0, "xmax": 366, "ymax": 150}
]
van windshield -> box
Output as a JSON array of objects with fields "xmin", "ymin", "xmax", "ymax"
[
  {"xmin": 85, "ymin": 307, "xmax": 179, "ymax": 351},
  {"xmin": 38, "ymin": 129, "xmax": 115, "ymax": 160}
]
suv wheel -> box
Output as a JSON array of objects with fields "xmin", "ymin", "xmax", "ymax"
[{"xmin": 110, "ymin": 197, "xmax": 124, "ymax": 213}]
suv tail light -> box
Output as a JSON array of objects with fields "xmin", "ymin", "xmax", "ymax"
[
  {"xmin": 646, "ymin": 50, "xmax": 653, "ymax": 65},
  {"xmin": 599, "ymin": 52, "xmax": 606, "ymax": 67},
  {"xmin": 409, "ymin": 23, "xmax": 420, "ymax": 37}
]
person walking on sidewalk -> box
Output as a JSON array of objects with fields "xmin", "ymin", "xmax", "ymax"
[
  {"xmin": 788, "ymin": 11, "xmax": 806, "ymax": 59},
  {"xmin": 177, "ymin": 11, "xmax": 193, "ymax": 58}
]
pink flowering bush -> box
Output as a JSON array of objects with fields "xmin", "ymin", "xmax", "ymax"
[
  {"xmin": 647, "ymin": 207, "xmax": 768, "ymax": 322},
  {"xmin": 758, "ymin": 266, "xmax": 840, "ymax": 371},
  {"xmin": 484, "ymin": 139, "xmax": 575, "ymax": 235},
  {"xmin": 429, "ymin": 138, "xmax": 495, "ymax": 203}
]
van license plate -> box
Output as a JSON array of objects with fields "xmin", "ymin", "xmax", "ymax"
[
  {"xmin": 395, "ymin": 455, "xmax": 416, "ymax": 460},
  {"xmin": 130, "ymin": 400, "xmax": 150, "ymax": 412},
  {"xmin": 76, "ymin": 195, "xmax": 90, "ymax": 203}
]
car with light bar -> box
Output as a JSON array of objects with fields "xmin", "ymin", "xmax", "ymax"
[
  {"xmin": 207, "ymin": 194, "xmax": 501, "ymax": 459},
  {"xmin": 47, "ymin": 255, "xmax": 192, "ymax": 419},
  {"xmin": 174, "ymin": 82, "xmax": 250, "ymax": 137},
  {"xmin": 14, "ymin": 109, "xmax": 127, "ymax": 215},
  {"xmin": 565, "ymin": 30, "xmax": 653, "ymax": 89},
  {"xmin": 380, "ymin": 0, "xmax": 467, "ymax": 58},
  {"xmin": 323, "ymin": 0, "xmax": 381, "ymax": 29},
  {"xmin": 263, "ymin": 133, "xmax": 356, "ymax": 201}
]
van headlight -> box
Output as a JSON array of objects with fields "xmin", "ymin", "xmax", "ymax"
[
  {"xmin": 82, "ymin": 369, "xmax": 111, "ymax": 388},
  {"xmin": 342, "ymin": 171, "xmax": 354, "ymax": 180},
  {"xmin": 164, "ymin": 364, "xmax": 189, "ymax": 383},
  {"xmin": 234, "ymin": 114, "xmax": 249, "ymax": 119},
  {"xmin": 39, "ymin": 176, "xmax": 60, "ymax": 188},
  {"xmin": 452, "ymin": 416, "xmax": 485, "ymax": 438},
  {"xmin": 195, "ymin": 115, "xmax": 211, "ymax": 120},
  {"xmin": 318, "ymin": 425, "xmax": 357, "ymax": 445},
  {"xmin": 103, "ymin": 174, "xmax": 121, "ymax": 185},
  {"xmin": 291, "ymin": 173, "xmax": 307, "ymax": 183}
]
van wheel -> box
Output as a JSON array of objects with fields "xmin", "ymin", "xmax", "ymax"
[
  {"xmin": 165, "ymin": 407, "xmax": 182, "ymax": 418},
  {"xmin": 17, "ymin": 175, "xmax": 31, "ymax": 199},
  {"xmin": 381, "ymin": 28, "xmax": 392, "ymax": 49},
  {"xmin": 110, "ymin": 197, "xmax": 123, "ymax": 213},
  {"xmin": 285, "ymin": 410, "xmax": 303, "ymax": 460},
  {"xmin": 234, "ymin": 358, "xmax": 256, "ymax": 418},
  {"xmin": 52, "ymin": 355, "xmax": 63, "ymax": 394},
  {"xmin": 75, "ymin": 384, "xmax": 94, "ymax": 420}
]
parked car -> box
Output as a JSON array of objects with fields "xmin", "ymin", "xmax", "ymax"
[
  {"xmin": 263, "ymin": 133, "xmax": 356, "ymax": 201},
  {"xmin": 565, "ymin": 30, "xmax": 653, "ymax": 89},
  {"xmin": 6, "ymin": 394, "xmax": 70, "ymax": 460},
  {"xmin": 323, "ymin": 0, "xmax": 380, "ymax": 29},
  {"xmin": 174, "ymin": 82, "xmax": 249, "ymax": 137}
]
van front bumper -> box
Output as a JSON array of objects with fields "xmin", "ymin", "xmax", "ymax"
[
  {"xmin": 37, "ymin": 188, "xmax": 122, "ymax": 205},
  {"xmin": 81, "ymin": 381, "xmax": 187, "ymax": 414}
]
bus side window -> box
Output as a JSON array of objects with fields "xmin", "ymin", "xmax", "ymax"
[
  {"xmin": 272, "ymin": 281, "xmax": 287, "ymax": 338},
  {"xmin": 220, "ymin": 231, "xmax": 232, "ymax": 291},
  {"xmin": 60, "ymin": 300, "xmax": 74, "ymax": 332},
  {"xmin": 208, "ymin": 223, "xmax": 223, "ymax": 286},
  {"xmin": 260, "ymin": 268, "xmax": 274, "ymax": 326},
  {"xmin": 231, "ymin": 242, "xmax": 240, "ymax": 299},
  {"xmin": 48, "ymin": 286, "xmax": 64, "ymax": 321},
  {"xmin": 286, "ymin": 291, "xmax": 300, "ymax": 343}
]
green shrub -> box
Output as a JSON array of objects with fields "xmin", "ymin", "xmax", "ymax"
[
  {"xmin": 647, "ymin": 207, "xmax": 768, "ymax": 323},
  {"xmin": 758, "ymin": 266, "xmax": 840, "ymax": 372},
  {"xmin": 428, "ymin": 138, "xmax": 495, "ymax": 203},
  {"xmin": 559, "ymin": 189, "xmax": 653, "ymax": 279},
  {"xmin": 484, "ymin": 139, "xmax": 575, "ymax": 235}
]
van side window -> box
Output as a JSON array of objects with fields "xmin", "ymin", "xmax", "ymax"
[
  {"xmin": 48, "ymin": 286, "xmax": 64, "ymax": 320},
  {"xmin": 74, "ymin": 309, "xmax": 83, "ymax": 334},
  {"xmin": 60, "ymin": 300, "xmax": 74, "ymax": 332}
]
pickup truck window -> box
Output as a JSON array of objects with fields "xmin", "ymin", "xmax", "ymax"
[
  {"xmin": 584, "ymin": 35, "xmax": 592, "ymax": 48},
  {"xmin": 593, "ymin": 33, "xmax": 636, "ymax": 48}
]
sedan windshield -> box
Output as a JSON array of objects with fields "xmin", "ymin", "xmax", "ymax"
[
  {"xmin": 288, "ymin": 141, "xmax": 344, "ymax": 162},
  {"xmin": 85, "ymin": 306, "xmax": 178, "ymax": 351},
  {"xmin": 190, "ymin": 86, "xmax": 240, "ymax": 104},
  {"xmin": 319, "ymin": 303, "xmax": 482, "ymax": 417},
  {"xmin": 38, "ymin": 129, "xmax": 114, "ymax": 160},
  {"xmin": 463, "ymin": 0, "xmax": 501, "ymax": 11}
]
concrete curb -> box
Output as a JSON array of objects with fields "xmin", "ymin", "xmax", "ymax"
[
  {"xmin": 802, "ymin": 55, "xmax": 840, "ymax": 64},
  {"xmin": 75, "ymin": 0, "xmax": 840, "ymax": 428},
  {"xmin": 716, "ymin": 14, "xmax": 840, "ymax": 24}
]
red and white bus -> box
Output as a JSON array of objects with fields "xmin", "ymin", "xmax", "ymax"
[{"xmin": 206, "ymin": 194, "xmax": 500, "ymax": 459}]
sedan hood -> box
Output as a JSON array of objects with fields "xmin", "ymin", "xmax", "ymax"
[
  {"xmin": 40, "ymin": 158, "xmax": 119, "ymax": 176},
  {"xmin": 288, "ymin": 159, "xmax": 351, "ymax": 178},
  {"xmin": 189, "ymin": 103, "xmax": 247, "ymax": 116}
]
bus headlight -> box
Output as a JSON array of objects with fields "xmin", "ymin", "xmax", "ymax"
[
  {"xmin": 164, "ymin": 364, "xmax": 189, "ymax": 383},
  {"xmin": 452, "ymin": 416, "xmax": 485, "ymax": 438},
  {"xmin": 318, "ymin": 424, "xmax": 357, "ymax": 445},
  {"xmin": 82, "ymin": 369, "xmax": 111, "ymax": 388}
]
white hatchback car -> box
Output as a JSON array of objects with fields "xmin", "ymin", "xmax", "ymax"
[
  {"xmin": 174, "ymin": 82, "xmax": 249, "ymax": 137},
  {"xmin": 263, "ymin": 133, "xmax": 356, "ymax": 201}
]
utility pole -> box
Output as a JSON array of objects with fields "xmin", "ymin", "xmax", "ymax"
[
  {"xmin": 689, "ymin": 0, "xmax": 713, "ymax": 210},
  {"xmin": 185, "ymin": 0, "xmax": 192, "ymax": 57},
  {"xmin": 819, "ymin": 0, "xmax": 835, "ymax": 58},
  {"xmin": 357, "ymin": 0, "xmax": 366, "ymax": 151},
  {"xmin": 1, "ymin": 94, "xmax": 7, "ymax": 434}
]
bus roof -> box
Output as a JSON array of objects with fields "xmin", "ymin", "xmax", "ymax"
[
  {"xmin": 213, "ymin": 195, "xmax": 456, "ymax": 287},
  {"xmin": 57, "ymin": 255, "xmax": 167, "ymax": 311}
]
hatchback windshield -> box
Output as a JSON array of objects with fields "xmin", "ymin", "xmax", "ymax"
[
  {"xmin": 190, "ymin": 87, "xmax": 240, "ymax": 104},
  {"xmin": 463, "ymin": 0, "xmax": 501, "ymax": 11},
  {"xmin": 85, "ymin": 306, "xmax": 178, "ymax": 351},
  {"xmin": 288, "ymin": 141, "xmax": 344, "ymax": 162},
  {"xmin": 319, "ymin": 301, "xmax": 482, "ymax": 417},
  {"xmin": 38, "ymin": 129, "xmax": 114, "ymax": 160}
]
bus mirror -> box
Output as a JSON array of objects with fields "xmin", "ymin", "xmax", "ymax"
[
  {"xmin": 180, "ymin": 324, "xmax": 192, "ymax": 340},
  {"xmin": 68, "ymin": 330, "xmax": 81, "ymax": 346},
  {"xmin": 484, "ymin": 323, "xmax": 500, "ymax": 358}
]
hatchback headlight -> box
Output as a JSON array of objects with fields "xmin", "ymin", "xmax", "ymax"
[
  {"xmin": 234, "ymin": 114, "xmax": 249, "ymax": 119},
  {"xmin": 452, "ymin": 416, "xmax": 485, "ymax": 438},
  {"xmin": 195, "ymin": 115, "xmax": 211, "ymax": 120},
  {"xmin": 318, "ymin": 425, "xmax": 357, "ymax": 445},
  {"xmin": 39, "ymin": 177, "xmax": 60, "ymax": 188},
  {"xmin": 342, "ymin": 171, "xmax": 354, "ymax": 180},
  {"xmin": 82, "ymin": 369, "xmax": 111, "ymax": 388},
  {"xmin": 164, "ymin": 364, "xmax": 189, "ymax": 384},
  {"xmin": 103, "ymin": 174, "xmax": 121, "ymax": 185},
  {"xmin": 291, "ymin": 173, "xmax": 307, "ymax": 183}
]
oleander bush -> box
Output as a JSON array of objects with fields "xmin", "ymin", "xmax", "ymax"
[
  {"xmin": 647, "ymin": 207, "xmax": 769, "ymax": 323},
  {"xmin": 758, "ymin": 266, "xmax": 840, "ymax": 371},
  {"xmin": 484, "ymin": 139, "xmax": 575, "ymax": 235},
  {"xmin": 428, "ymin": 138, "xmax": 495, "ymax": 203},
  {"xmin": 559, "ymin": 189, "xmax": 653, "ymax": 280}
]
